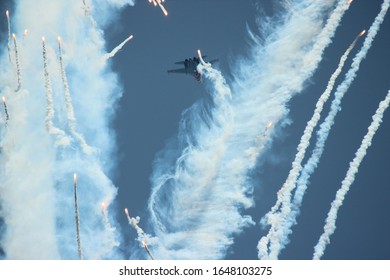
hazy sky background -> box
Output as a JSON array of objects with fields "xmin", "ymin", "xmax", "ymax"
[
  {"xmin": 0, "ymin": 0, "xmax": 389, "ymax": 260},
  {"xmin": 105, "ymin": 0, "xmax": 390, "ymax": 260}
]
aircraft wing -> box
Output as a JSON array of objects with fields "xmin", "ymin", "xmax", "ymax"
[
  {"xmin": 167, "ymin": 68, "xmax": 187, "ymax": 74},
  {"xmin": 207, "ymin": 59, "xmax": 219, "ymax": 64},
  {"xmin": 175, "ymin": 56, "xmax": 207, "ymax": 64}
]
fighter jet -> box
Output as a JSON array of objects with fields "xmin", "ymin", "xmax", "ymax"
[{"xmin": 168, "ymin": 55, "xmax": 218, "ymax": 81}]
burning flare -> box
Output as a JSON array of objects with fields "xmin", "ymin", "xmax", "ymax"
[
  {"xmin": 74, "ymin": 173, "xmax": 77, "ymax": 186},
  {"xmin": 149, "ymin": 0, "xmax": 168, "ymax": 16},
  {"xmin": 142, "ymin": 241, "xmax": 155, "ymax": 260},
  {"xmin": 101, "ymin": 202, "xmax": 106, "ymax": 218},
  {"xmin": 197, "ymin": 49, "xmax": 210, "ymax": 67}
]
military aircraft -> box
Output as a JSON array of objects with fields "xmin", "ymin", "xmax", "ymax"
[{"xmin": 167, "ymin": 55, "xmax": 218, "ymax": 81}]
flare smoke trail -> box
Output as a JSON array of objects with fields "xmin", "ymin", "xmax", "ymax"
[
  {"xmin": 82, "ymin": 0, "xmax": 96, "ymax": 27},
  {"xmin": 57, "ymin": 36, "xmax": 93, "ymax": 155},
  {"xmin": 73, "ymin": 174, "xmax": 83, "ymax": 260},
  {"xmin": 0, "ymin": 0, "xmax": 131, "ymax": 259},
  {"xmin": 13, "ymin": 34, "xmax": 22, "ymax": 92},
  {"xmin": 290, "ymin": 0, "xmax": 389, "ymax": 258},
  {"xmin": 125, "ymin": 208, "xmax": 157, "ymax": 259},
  {"xmin": 6, "ymin": 10, "xmax": 11, "ymax": 63},
  {"xmin": 258, "ymin": 0, "xmax": 389, "ymax": 259},
  {"xmin": 101, "ymin": 202, "xmax": 108, "ymax": 224},
  {"xmin": 125, "ymin": 208, "xmax": 157, "ymax": 245},
  {"xmin": 98, "ymin": 202, "xmax": 119, "ymax": 255},
  {"xmin": 313, "ymin": 90, "xmax": 390, "ymax": 259},
  {"xmin": 105, "ymin": 35, "xmax": 133, "ymax": 60},
  {"xmin": 148, "ymin": 0, "xmax": 346, "ymax": 259},
  {"xmin": 299, "ymin": 0, "xmax": 351, "ymax": 79},
  {"xmin": 148, "ymin": 51, "xmax": 234, "ymax": 259},
  {"xmin": 143, "ymin": 242, "xmax": 155, "ymax": 260},
  {"xmin": 2, "ymin": 96, "xmax": 10, "ymax": 125},
  {"xmin": 258, "ymin": 30, "xmax": 364, "ymax": 260},
  {"xmin": 42, "ymin": 36, "xmax": 71, "ymax": 147}
]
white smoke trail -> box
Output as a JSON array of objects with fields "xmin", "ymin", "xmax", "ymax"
[
  {"xmin": 299, "ymin": 0, "xmax": 351, "ymax": 79},
  {"xmin": 58, "ymin": 37, "xmax": 93, "ymax": 155},
  {"xmin": 0, "ymin": 0, "xmax": 130, "ymax": 259},
  {"xmin": 125, "ymin": 208, "xmax": 147, "ymax": 240},
  {"xmin": 293, "ymin": 0, "xmax": 389, "ymax": 257},
  {"xmin": 148, "ymin": 0, "xmax": 346, "ymax": 259},
  {"xmin": 101, "ymin": 202, "xmax": 109, "ymax": 226},
  {"xmin": 125, "ymin": 208, "xmax": 158, "ymax": 259},
  {"xmin": 73, "ymin": 174, "xmax": 83, "ymax": 260},
  {"xmin": 2, "ymin": 97, "xmax": 10, "ymax": 125},
  {"xmin": 99, "ymin": 202, "xmax": 119, "ymax": 255},
  {"xmin": 82, "ymin": 0, "xmax": 97, "ymax": 27},
  {"xmin": 42, "ymin": 37, "xmax": 71, "ymax": 147},
  {"xmin": 258, "ymin": 30, "xmax": 364, "ymax": 260},
  {"xmin": 313, "ymin": 90, "xmax": 390, "ymax": 259},
  {"xmin": 104, "ymin": 35, "xmax": 133, "ymax": 60},
  {"xmin": 6, "ymin": 10, "xmax": 12, "ymax": 63},
  {"xmin": 0, "ymin": 89, "xmax": 60, "ymax": 258},
  {"xmin": 259, "ymin": 0, "xmax": 389, "ymax": 259},
  {"xmin": 148, "ymin": 56, "xmax": 234, "ymax": 259},
  {"xmin": 12, "ymin": 34, "xmax": 22, "ymax": 92},
  {"xmin": 107, "ymin": 0, "xmax": 136, "ymax": 6}
]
